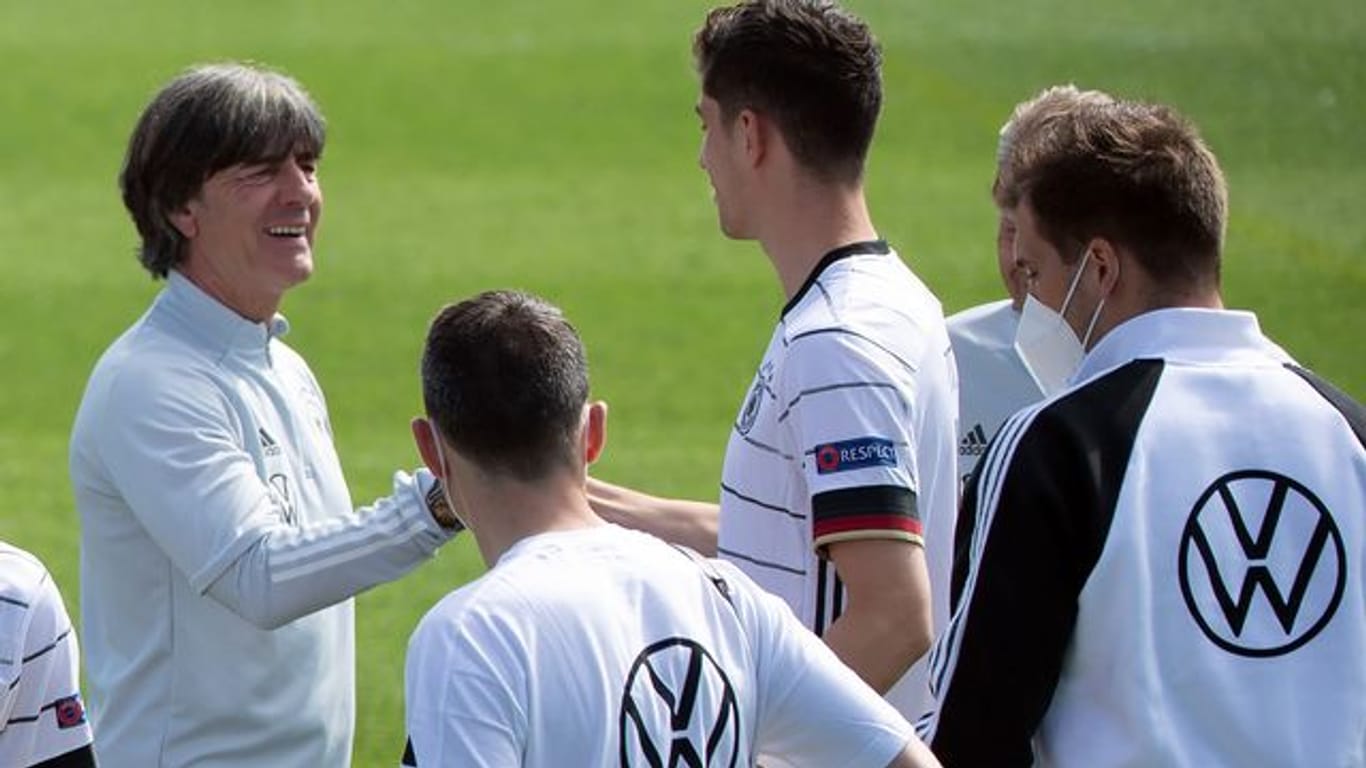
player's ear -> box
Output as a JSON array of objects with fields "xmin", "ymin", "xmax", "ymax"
[
  {"xmin": 583, "ymin": 401, "xmax": 607, "ymax": 466},
  {"xmin": 737, "ymin": 108, "xmax": 766, "ymax": 168},
  {"xmin": 411, "ymin": 416, "xmax": 445, "ymax": 479},
  {"xmin": 167, "ymin": 203, "xmax": 198, "ymax": 239},
  {"xmin": 1088, "ymin": 237, "xmax": 1123, "ymax": 296}
]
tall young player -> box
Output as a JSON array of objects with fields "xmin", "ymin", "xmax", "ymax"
[{"xmin": 589, "ymin": 0, "xmax": 958, "ymax": 721}]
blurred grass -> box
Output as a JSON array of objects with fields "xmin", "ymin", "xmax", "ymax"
[{"xmin": 0, "ymin": 0, "xmax": 1361, "ymax": 763}]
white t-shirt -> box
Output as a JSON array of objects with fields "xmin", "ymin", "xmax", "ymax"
[
  {"xmin": 403, "ymin": 524, "xmax": 913, "ymax": 767},
  {"xmin": 0, "ymin": 543, "xmax": 93, "ymax": 768},
  {"xmin": 70, "ymin": 271, "xmax": 454, "ymax": 766},
  {"xmin": 716, "ymin": 241, "xmax": 959, "ymax": 721},
  {"xmin": 946, "ymin": 299, "xmax": 1043, "ymax": 484}
]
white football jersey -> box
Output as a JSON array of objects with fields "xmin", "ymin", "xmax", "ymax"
[
  {"xmin": 716, "ymin": 241, "xmax": 959, "ymax": 721},
  {"xmin": 403, "ymin": 525, "xmax": 913, "ymax": 767}
]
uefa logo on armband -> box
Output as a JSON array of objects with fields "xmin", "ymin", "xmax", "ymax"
[
  {"xmin": 813, "ymin": 437, "xmax": 898, "ymax": 475},
  {"xmin": 55, "ymin": 694, "xmax": 87, "ymax": 729}
]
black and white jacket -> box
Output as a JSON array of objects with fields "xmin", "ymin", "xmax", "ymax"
[{"xmin": 921, "ymin": 308, "xmax": 1365, "ymax": 767}]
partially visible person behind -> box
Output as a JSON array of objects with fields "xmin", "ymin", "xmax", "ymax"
[
  {"xmin": 948, "ymin": 85, "xmax": 1115, "ymax": 483},
  {"xmin": 70, "ymin": 62, "xmax": 461, "ymax": 766},
  {"xmin": 922, "ymin": 97, "xmax": 1366, "ymax": 766},
  {"xmin": 403, "ymin": 289, "xmax": 941, "ymax": 768},
  {"xmin": 588, "ymin": 0, "xmax": 959, "ymax": 723},
  {"xmin": 0, "ymin": 542, "xmax": 95, "ymax": 767}
]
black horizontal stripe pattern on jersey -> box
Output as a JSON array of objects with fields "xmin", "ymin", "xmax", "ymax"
[
  {"xmin": 6, "ymin": 692, "xmax": 79, "ymax": 726},
  {"xmin": 787, "ymin": 326, "xmax": 919, "ymax": 376},
  {"xmin": 732, "ymin": 432, "xmax": 794, "ymax": 461},
  {"xmin": 812, "ymin": 486, "xmax": 917, "ymax": 522},
  {"xmin": 777, "ymin": 381, "xmax": 903, "ymax": 423},
  {"xmin": 1, "ymin": 594, "xmax": 29, "ymax": 608},
  {"xmin": 717, "ymin": 546, "xmax": 805, "ymax": 576},
  {"xmin": 720, "ymin": 482, "xmax": 804, "ymax": 520},
  {"xmin": 32, "ymin": 744, "xmax": 95, "ymax": 768},
  {"xmin": 22, "ymin": 627, "xmax": 71, "ymax": 665}
]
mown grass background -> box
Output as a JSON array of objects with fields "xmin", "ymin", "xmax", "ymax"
[{"xmin": 1, "ymin": 0, "xmax": 1361, "ymax": 764}]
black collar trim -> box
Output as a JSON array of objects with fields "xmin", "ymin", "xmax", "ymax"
[{"xmin": 782, "ymin": 239, "xmax": 890, "ymax": 317}]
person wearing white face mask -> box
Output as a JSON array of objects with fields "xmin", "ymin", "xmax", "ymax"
[
  {"xmin": 948, "ymin": 86, "xmax": 1116, "ymax": 485},
  {"xmin": 920, "ymin": 98, "xmax": 1365, "ymax": 767},
  {"xmin": 1012, "ymin": 244, "xmax": 1112, "ymax": 396}
]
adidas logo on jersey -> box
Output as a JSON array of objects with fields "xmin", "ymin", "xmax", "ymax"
[
  {"xmin": 259, "ymin": 427, "xmax": 282, "ymax": 457},
  {"xmin": 959, "ymin": 424, "xmax": 989, "ymax": 457}
]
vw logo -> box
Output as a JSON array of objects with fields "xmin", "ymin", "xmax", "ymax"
[
  {"xmin": 1178, "ymin": 469, "xmax": 1346, "ymax": 658},
  {"xmin": 619, "ymin": 637, "xmax": 741, "ymax": 767}
]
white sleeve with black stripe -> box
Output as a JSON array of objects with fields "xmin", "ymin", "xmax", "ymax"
[{"xmin": 922, "ymin": 361, "xmax": 1163, "ymax": 765}]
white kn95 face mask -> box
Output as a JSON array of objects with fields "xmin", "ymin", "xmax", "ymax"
[{"xmin": 1014, "ymin": 250, "xmax": 1109, "ymax": 396}]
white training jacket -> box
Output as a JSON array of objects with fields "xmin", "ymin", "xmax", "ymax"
[{"xmin": 71, "ymin": 271, "xmax": 456, "ymax": 767}]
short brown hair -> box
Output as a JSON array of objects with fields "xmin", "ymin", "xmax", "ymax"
[
  {"xmin": 421, "ymin": 290, "xmax": 589, "ymax": 481},
  {"xmin": 694, "ymin": 0, "xmax": 882, "ymax": 183},
  {"xmin": 993, "ymin": 85, "xmax": 1116, "ymax": 209},
  {"xmin": 120, "ymin": 62, "xmax": 326, "ymax": 278},
  {"xmin": 1015, "ymin": 99, "xmax": 1228, "ymax": 292}
]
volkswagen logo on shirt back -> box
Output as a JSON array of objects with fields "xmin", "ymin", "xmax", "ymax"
[
  {"xmin": 618, "ymin": 637, "xmax": 741, "ymax": 767},
  {"xmin": 1178, "ymin": 469, "xmax": 1346, "ymax": 658}
]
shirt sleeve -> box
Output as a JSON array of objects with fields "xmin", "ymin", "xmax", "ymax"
[
  {"xmin": 92, "ymin": 357, "xmax": 456, "ymax": 630},
  {"xmin": 923, "ymin": 361, "xmax": 1161, "ymax": 765},
  {"xmin": 783, "ymin": 330, "xmax": 923, "ymax": 553},
  {"xmin": 725, "ymin": 561, "xmax": 913, "ymax": 767},
  {"xmin": 404, "ymin": 596, "xmax": 526, "ymax": 767}
]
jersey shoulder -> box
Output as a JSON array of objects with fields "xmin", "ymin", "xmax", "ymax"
[
  {"xmin": 947, "ymin": 299, "xmax": 1016, "ymax": 349},
  {"xmin": 0, "ymin": 544, "xmax": 50, "ymax": 610},
  {"xmin": 783, "ymin": 254, "xmax": 949, "ymax": 372}
]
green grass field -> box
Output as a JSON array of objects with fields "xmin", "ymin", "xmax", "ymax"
[{"xmin": 1, "ymin": 0, "xmax": 1361, "ymax": 764}]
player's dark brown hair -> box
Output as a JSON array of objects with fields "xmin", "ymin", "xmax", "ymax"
[
  {"xmin": 1014, "ymin": 99, "xmax": 1228, "ymax": 293},
  {"xmin": 993, "ymin": 85, "xmax": 1116, "ymax": 209},
  {"xmin": 120, "ymin": 62, "xmax": 325, "ymax": 278},
  {"xmin": 421, "ymin": 290, "xmax": 589, "ymax": 482},
  {"xmin": 694, "ymin": 0, "xmax": 882, "ymax": 184}
]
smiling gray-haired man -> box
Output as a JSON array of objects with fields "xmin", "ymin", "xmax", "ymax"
[{"xmin": 70, "ymin": 61, "xmax": 461, "ymax": 766}]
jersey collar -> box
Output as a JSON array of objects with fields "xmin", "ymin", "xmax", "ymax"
[
  {"xmin": 1074, "ymin": 307, "xmax": 1293, "ymax": 386},
  {"xmin": 782, "ymin": 239, "xmax": 890, "ymax": 317},
  {"xmin": 162, "ymin": 270, "xmax": 290, "ymax": 360}
]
